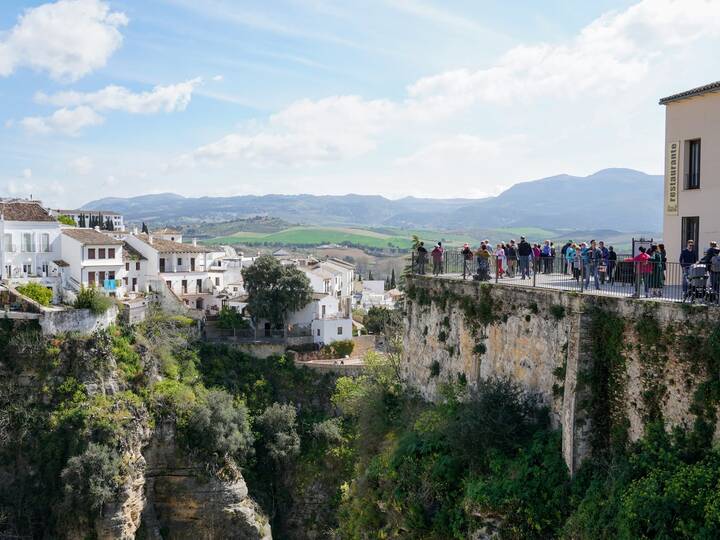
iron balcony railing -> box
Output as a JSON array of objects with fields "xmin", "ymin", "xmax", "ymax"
[{"xmin": 411, "ymin": 249, "xmax": 720, "ymax": 305}]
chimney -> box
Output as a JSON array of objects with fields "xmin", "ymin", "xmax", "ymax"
[
  {"xmin": 148, "ymin": 234, "xmax": 154, "ymax": 245},
  {"xmin": 192, "ymin": 238, "xmax": 197, "ymax": 246}
]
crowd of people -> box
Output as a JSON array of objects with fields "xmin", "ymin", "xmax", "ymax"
[{"xmin": 414, "ymin": 237, "xmax": 720, "ymax": 299}]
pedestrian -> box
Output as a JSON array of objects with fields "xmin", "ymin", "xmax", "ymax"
[
  {"xmin": 598, "ymin": 241, "xmax": 609, "ymax": 284},
  {"xmin": 550, "ymin": 242, "xmax": 556, "ymax": 272},
  {"xmin": 541, "ymin": 240, "xmax": 552, "ymax": 274},
  {"xmin": 561, "ymin": 241, "xmax": 572, "ymax": 274},
  {"xmin": 506, "ymin": 240, "xmax": 518, "ymax": 278},
  {"xmin": 416, "ymin": 241, "xmax": 428, "ymax": 275},
  {"xmin": 679, "ymin": 239, "xmax": 698, "ymax": 293},
  {"xmin": 565, "ymin": 243, "xmax": 576, "ymax": 281},
  {"xmin": 476, "ymin": 244, "xmax": 491, "ymax": 280},
  {"xmin": 431, "ymin": 243, "xmax": 444, "ymax": 276},
  {"xmin": 648, "ymin": 244, "xmax": 665, "ymax": 297},
  {"xmin": 517, "ymin": 236, "xmax": 532, "ymax": 279},
  {"xmin": 495, "ymin": 243, "xmax": 506, "ymax": 278},
  {"xmin": 532, "ymin": 244, "xmax": 541, "ymax": 274},
  {"xmin": 701, "ymin": 241, "xmax": 720, "ymax": 295},
  {"xmin": 461, "ymin": 243, "xmax": 473, "ymax": 279},
  {"xmin": 607, "ymin": 246, "xmax": 617, "ymax": 285},
  {"xmin": 583, "ymin": 240, "xmax": 601, "ymax": 290},
  {"xmin": 633, "ymin": 246, "xmax": 652, "ymax": 298}
]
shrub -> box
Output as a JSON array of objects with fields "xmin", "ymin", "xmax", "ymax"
[
  {"xmin": 473, "ymin": 342, "xmax": 487, "ymax": 355},
  {"xmin": 16, "ymin": 282, "xmax": 53, "ymax": 306},
  {"xmin": 74, "ymin": 287, "xmax": 113, "ymax": 314},
  {"xmin": 550, "ymin": 304, "xmax": 566, "ymax": 320},
  {"xmin": 183, "ymin": 389, "xmax": 254, "ymax": 465},
  {"xmin": 60, "ymin": 443, "xmax": 122, "ymax": 513},
  {"xmin": 430, "ymin": 360, "xmax": 441, "ymax": 378},
  {"xmin": 256, "ymin": 402, "xmax": 301, "ymax": 464},
  {"xmin": 57, "ymin": 214, "xmax": 76, "ymax": 226},
  {"xmin": 331, "ymin": 339, "xmax": 355, "ymax": 358}
]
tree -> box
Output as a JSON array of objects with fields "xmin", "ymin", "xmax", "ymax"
[
  {"xmin": 256, "ymin": 402, "xmax": 300, "ymax": 464},
  {"xmin": 141, "ymin": 222, "xmax": 149, "ymax": 234},
  {"xmin": 78, "ymin": 213, "xmax": 86, "ymax": 228},
  {"xmin": 183, "ymin": 389, "xmax": 254, "ymax": 464},
  {"xmin": 57, "ymin": 215, "xmax": 76, "ymax": 226},
  {"xmin": 368, "ymin": 270, "xmax": 374, "ymax": 280},
  {"xmin": 105, "ymin": 218, "xmax": 114, "ymax": 231},
  {"xmin": 217, "ymin": 306, "xmax": 249, "ymax": 336},
  {"xmin": 61, "ymin": 443, "xmax": 122, "ymax": 513},
  {"xmin": 364, "ymin": 306, "xmax": 400, "ymax": 335},
  {"xmin": 390, "ymin": 268, "xmax": 396, "ymax": 289},
  {"xmin": 16, "ymin": 282, "xmax": 53, "ymax": 306},
  {"xmin": 241, "ymin": 255, "xmax": 313, "ymax": 326}
]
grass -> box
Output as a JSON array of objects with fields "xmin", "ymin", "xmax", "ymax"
[{"xmin": 207, "ymin": 226, "xmax": 414, "ymax": 249}]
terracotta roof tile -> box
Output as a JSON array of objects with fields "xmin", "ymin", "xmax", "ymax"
[
  {"xmin": 134, "ymin": 233, "xmax": 211, "ymax": 254},
  {"xmin": 62, "ymin": 228, "xmax": 124, "ymax": 245},
  {"xmin": 0, "ymin": 201, "xmax": 55, "ymax": 222}
]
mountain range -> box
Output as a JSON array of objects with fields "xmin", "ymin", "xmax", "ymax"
[{"xmin": 84, "ymin": 168, "xmax": 662, "ymax": 233}]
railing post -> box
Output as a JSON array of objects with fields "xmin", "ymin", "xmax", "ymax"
[
  {"xmin": 532, "ymin": 258, "xmax": 537, "ymax": 287},
  {"xmin": 495, "ymin": 257, "xmax": 499, "ymax": 284},
  {"xmin": 580, "ymin": 259, "xmax": 585, "ymax": 292}
]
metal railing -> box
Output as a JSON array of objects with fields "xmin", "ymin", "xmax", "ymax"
[{"xmin": 411, "ymin": 250, "xmax": 720, "ymax": 305}]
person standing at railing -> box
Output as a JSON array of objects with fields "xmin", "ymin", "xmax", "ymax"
[
  {"xmin": 561, "ymin": 241, "xmax": 572, "ymax": 274},
  {"xmin": 648, "ymin": 244, "xmax": 665, "ymax": 297},
  {"xmin": 701, "ymin": 241, "xmax": 720, "ymax": 295},
  {"xmin": 565, "ymin": 243, "xmax": 576, "ymax": 281},
  {"xmin": 598, "ymin": 241, "xmax": 609, "ymax": 284},
  {"xmin": 518, "ymin": 236, "xmax": 532, "ymax": 280},
  {"xmin": 431, "ymin": 243, "xmax": 444, "ymax": 276},
  {"xmin": 632, "ymin": 246, "xmax": 652, "ymax": 298},
  {"xmin": 495, "ymin": 243, "xmax": 506, "ymax": 278},
  {"xmin": 505, "ymin": 240, "xmax": 518, "ymax": 278},
  {"xmin": 476, "ymin": 244, "xmax": 491, "ymax": 280},
  {"xmin": 532, "ymin": 244, "xmax": 541, "ymax": 274},
  {"xmin": 541, "ymin": 240, "xmax": 552, "ymax": 274},
  {"xmin": 607, "ymin": 246, "xmax": 617, "ymax": 285},
  {"xmin": 416, "ymin": 242, "xmax": 428, "ymax": 275},
  {"xmin": 461, "ymin": 243, "xmax": 473, "ymax": 279},
  {"xmin": 679, "ymin": 240, "xmax": 698, "ymax": 293},
  {"xmin": 583, "ymin": 240, "xmax": 602, "ymax": 290}
]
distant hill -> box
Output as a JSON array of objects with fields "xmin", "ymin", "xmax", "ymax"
[{"xmin": 84, "ymin": 168, "xmax": 662, "ymax": 232}]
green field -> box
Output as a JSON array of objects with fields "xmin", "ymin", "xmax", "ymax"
[{"xmin": 206, "ymin": 226, "xmax": 414, "ymax": 249}]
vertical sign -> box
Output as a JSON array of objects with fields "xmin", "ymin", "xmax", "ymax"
[{"xmin": 665, "ymin": 140, "xmax": 679, "ymax": 215}]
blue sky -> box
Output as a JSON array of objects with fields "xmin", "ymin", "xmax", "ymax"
[{"xmin": 1, "ymin": 0, "xmax": 719, "ymax": 207}]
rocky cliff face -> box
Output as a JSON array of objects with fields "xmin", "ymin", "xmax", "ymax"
[{"xmin": 403, "ymin": 277, "xmax": 720, "ymax": 473}]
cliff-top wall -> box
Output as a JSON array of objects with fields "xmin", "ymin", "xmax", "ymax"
[{"xmin": 403, "ymin": 276, "xmax": 720, "ymax": 473}]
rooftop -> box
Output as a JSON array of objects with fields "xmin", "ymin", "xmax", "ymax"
[
  {"xmin": 134, "ymin": 233, "xmax": 212, "ymax": 254},
  {"xmin": 122, "ymin": 242, "xmax": 146, "ymax": 261},
  {"xmin": 659, "ymin": 80, "xmax": 720, "ymax": 105},
  {"xmin": 62, "ymin": 228, "xmax": 124, "ymax": 245},
  {"xmin": 153, "ymin": 227, "xmax": 181, "ymax": 235},
  {"xmin": 0, "ymin": 200, "xmax": 55, "ymax": 222},
  {"xmin": 54, "ymin": 209, "xmax": 122, "ymax": 216}
]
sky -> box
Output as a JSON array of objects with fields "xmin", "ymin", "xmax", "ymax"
[{"xmin": 1, "ymin": 0, "xmax": 720, "ymax": 208}]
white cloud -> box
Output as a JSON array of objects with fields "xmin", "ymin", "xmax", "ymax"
[
  {"xmin": 397, "ymin": 134, "xmax": 525, "ymax": 167},
  {"xmin": 408, "ymin": 0, "xmax": 720, "ymax": 107},
  {"xmin": 20, "ymin": 106, "xmax": 104, "ymax": 136},
  {"xmin": 22, "ymin": 168, "xmax": 32, "ymax": 179},
  {"xmin": 105, "ymin": 175, "xmax": 117, "ymax": 186},
  {"xmin": 35, "ymin": 78, "xmax": 203, "ymax": 113},
  {"xmin": 69, "ymin": 156, "xmax": 94, "ymax": 175},
  {"xmin": 0, "ymin": 0, "xmax": 128, "ymax": 82},
  {"xmin": 192, "ymin": 95, "xmax": 395, "ymax": 165},
  {"xmin": 212, "ymin": 75, "xmax": 224, "ymax": 81}
]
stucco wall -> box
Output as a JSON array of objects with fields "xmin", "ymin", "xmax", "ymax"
[
  {"xmin": 403, "ymin": 276, "xmax": 720, "ymax": 473},
  {"xmin": 39, "ymin": 305, "xmax": 118, "ymax": 335}
]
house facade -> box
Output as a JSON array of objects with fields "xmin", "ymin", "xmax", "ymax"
[
  {"xmin": 0, "ymin": 200, "xmax": 66, "ymax": 299},
  {"xmin": 286, "ymin": 293, "xmax": 353, "ymax": 344},
  {"xmin": 60, "ymin": 228, "xmax": 125, "ymax": 296},
  {"xmin": 50, "ymin": 209, "xmax": 125, "ymax": 231},
  {"xmin": 660, "ymin": 81, "xmax": 720, "ymax": 260},
  {"xmin": 125, "ymin": 233, "xmax": 213, "ymax": 310}
]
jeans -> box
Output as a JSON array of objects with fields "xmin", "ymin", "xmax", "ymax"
[
  {"xmin": 463, "ymin": 259, "xmax": 471, "ymax": 279},
  {"xmin": 682, "ymin": 266, "xmax": 689, "ymax": 293},
  {"xmin": 417, "ymin": 257, "xmax": 426, "ymax": 275},
  {"xmin": 584, "ymin": 264, "xmax": 600, "ymax": 289},
  {"xmin": 519, "ymin": 256, "xmax": 530, "ymax": 279},
  {"xmin": 433, "ymin": 260, "xmax": 443, "ymax": 275},
  {"xmin": 507, "ymin": 259, "xmax": 517, "ymax": 277}
]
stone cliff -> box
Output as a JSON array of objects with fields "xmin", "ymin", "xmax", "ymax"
[{"xmin": 403, "ymin": 277, "xmax": 720, "ymax": 473}]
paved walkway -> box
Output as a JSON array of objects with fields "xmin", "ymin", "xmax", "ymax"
[{"xmin": 422, "ymin": 270, "xmax": 694, "ymax": 304}]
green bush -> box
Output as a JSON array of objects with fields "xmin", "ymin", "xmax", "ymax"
[
  {"xmin": 182, "ymin": 388, "xmax": 254, "ymax": 466},
  {"xmin": 57, "ymin": 214, "xmax": 76, "ymax": 226},
  {"xmin": 16, "ymin": 282, "xmax": 53, "ymax": 306},
  {"xmin": 330, "ymin": 339, "xmax": 354, "ymax": 358},
  {"xmin": 74, "ymin": 287, "xmax": 113, "ymax": 314},
  {"xmin": 60, "ymin": 443, "xmax": 122, "ymax": 513},
  {"xmin": 256, "ymin": 402, "xmax": 301, "ymax": 464}
]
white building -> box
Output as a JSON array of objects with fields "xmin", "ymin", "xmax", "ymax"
[
  {"xmin": 0, "ymin": 200, "xmax": 67, "ymax": 299},
  {"xmin": 125, "ymin": 233, "xmax": 214, "ymax": 310},
  {"xmin": 286, "ymin": 293, "xmax": 353, "ymax": 345},
  {"xmin": 60, "ymin": 228, "xmax": 126, "ymax": 296},
  {"xmin": 50, "ymin": 209, "xmax": 125, "ymax": 231},
  {"xmin": 120, "ymin": 242, "xmax": 148, "ymax": 294}
]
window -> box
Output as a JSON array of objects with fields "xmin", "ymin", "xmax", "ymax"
[
  {"xmin": 190, "ymin": 258, "xmax": 195, "ymax": 271},
  {"xmin": 3, "ymin": 234, "xmax": 12, "ymax": 252},
  {"xmin": 159, "ymin": 258, "xmax": 166, "ymax": 272},
  {"xmin": 41, "ymin": 263, "xmax": 48, "ymax": 276},
  {"xmin": 321, "ymin": 305, "xmax": 326, "ymax": 318},
  {"xmin": 682, "ymin": 216, "xmax": 700, "ymax": 248},
  {"xmin": 108, "ymin": 271, "xmax": 115, "ymax": 280},
  {"xmin": 22, "ymin": 264, "xmax": 31, "ymax": 275},
  {"xmin": 136, "ymin": 262, "xmax": 140, "ymax": 271},
  {"xmin": 123, "ymin": 277, "xmax": 128, "ymax": 286},
  {"xmin": 88, "ymin": 248, "xmax": 96, "ymax": 259},
  {"xmin": 196, "ymin": 279, "xmax": 202, "ymax": 293},
  {"xmin": 317, "ymin": 329, "xmax": 320, "ymax": 337},
  {"xmin": 22, "ymin": 233, "xmax": 32, "ymax": 252},
  {"xmin": 215, "ymin": 277, "xmax": 220, "ymax": 286},
  {"xmin": 132, "ymin": 277, "xmax": 137, "ymax": 291},
  {"xmin": 337, "ymin": 326, "xmax": 343, "ymax": 335},
  {"xmin": 108, "ymin": 248, "xmax": 115, "ymax": 258},
  {"xmin": 99, "ymin": 271, "xmax": 106, "ymax": 283},
  {"xmin": 125, "ymin": 262, "xmax": 130, "ymax": 271},
  {"xmin": 88, "ymin": 271, "xmax": 96, "ymax": 285},
  {"xmin": 181, "ymin": 279, "xmax": 188, "ymax": 294},
  {"xmin": 98, "ymin": 248, "xmax": 106, "ymax": 259},
  {"xmin": 166, "ymin": 280, "xmax": 172, "ymax": 290},
  {"xmin": 686, "ymin": 139, "xmax": 701, "ymax": 189},
  {"xmin": 177, "ymin": 257, "xmax": 183, "ymax": 266},
  {"xmin": 40, "ymin": 233, "xmax": 50, "ymax": 252}
]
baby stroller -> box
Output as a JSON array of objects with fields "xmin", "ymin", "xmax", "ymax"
[{"xmin": 683, "ymin": 264, "xmax": 711, "ymax": 303}]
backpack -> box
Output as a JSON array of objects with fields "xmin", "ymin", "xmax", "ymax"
[{"xmin": 711, "ymin": 255, "xmax": 720, "ymax": 273}]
